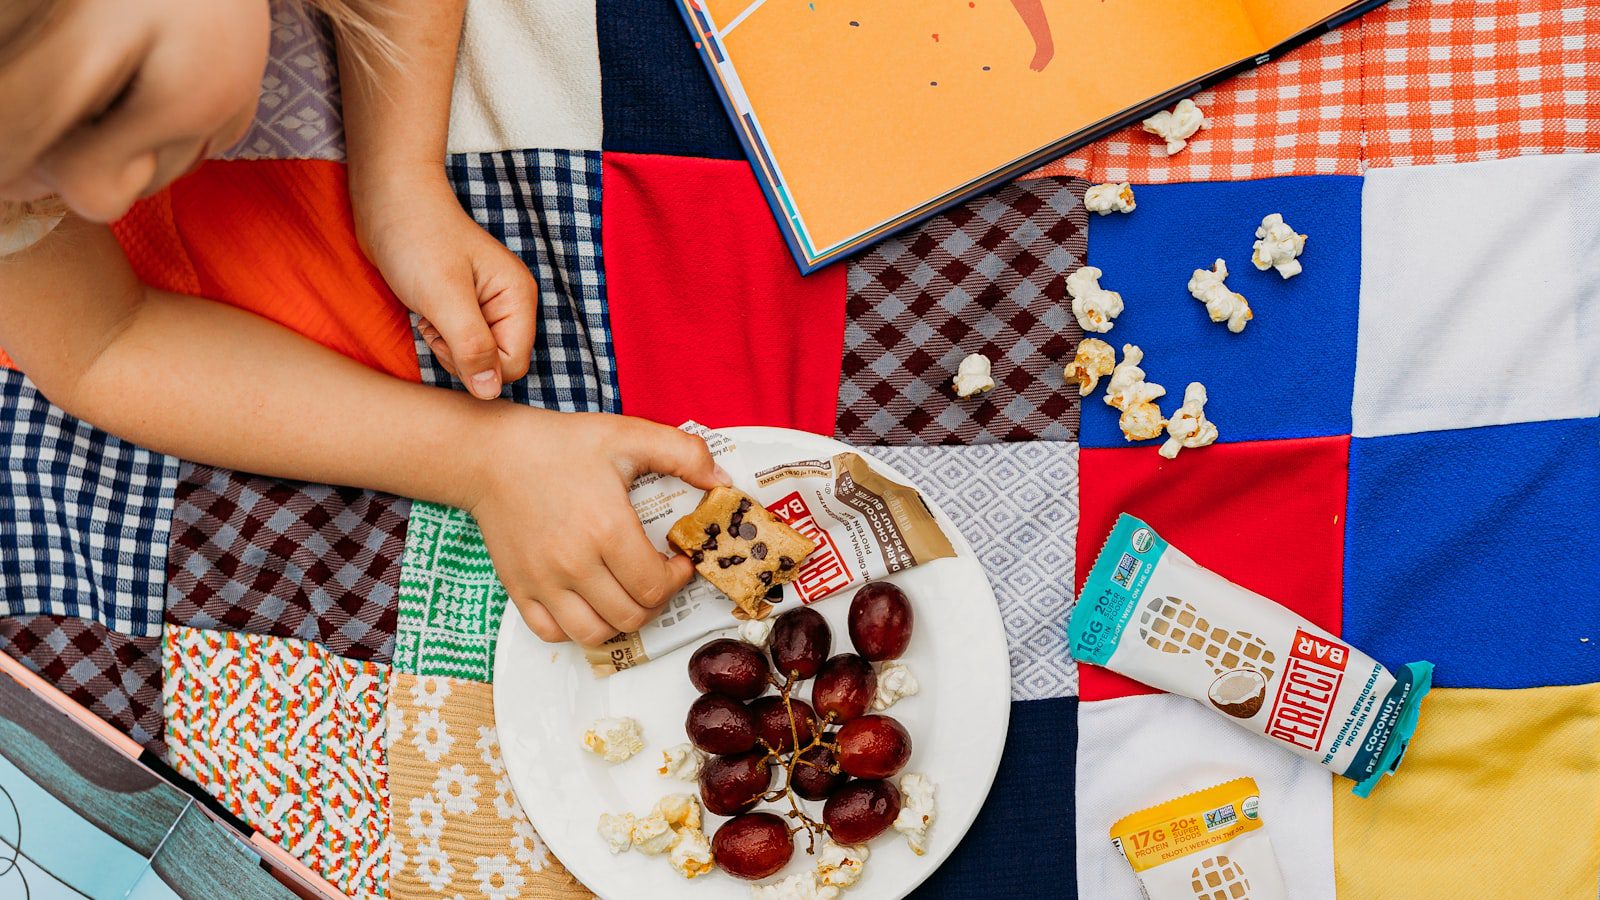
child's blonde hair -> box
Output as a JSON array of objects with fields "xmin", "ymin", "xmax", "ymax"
[{"xmin": 0, "ymin": 0, "xmax": 396, "ymax": 247}]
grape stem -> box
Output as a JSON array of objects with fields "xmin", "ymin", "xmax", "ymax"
[{"xmin": 746, "ymin": 670, "xmax": 835, "ymax": 854}]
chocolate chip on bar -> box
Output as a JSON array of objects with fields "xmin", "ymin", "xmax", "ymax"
[{"xmin": 667, "ymin": 487, "xmax": 817, "ymax": 618}]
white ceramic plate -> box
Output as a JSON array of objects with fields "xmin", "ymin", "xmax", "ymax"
[{"xmin": 493, "ymin": 427, "xmax": 1010, "ymax": 900}]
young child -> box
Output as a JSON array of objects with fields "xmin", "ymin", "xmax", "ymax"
[{"xmin": 0, "ymin": 0, "xmax": 726, "ymax": 647}]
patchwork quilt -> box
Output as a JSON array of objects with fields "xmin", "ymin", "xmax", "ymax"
[{"xmin": 3, "ymin": 0, "xmax": 1598, "ymax": 897}]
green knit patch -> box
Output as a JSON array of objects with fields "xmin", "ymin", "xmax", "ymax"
[{"xmin": 395, "ymin": 501, "xmax": 509, "ymax": 682}]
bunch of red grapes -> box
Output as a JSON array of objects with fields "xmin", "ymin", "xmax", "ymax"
[{"xmin": 684, "ymin": 583, "xmax": 916, "ymax": 881}]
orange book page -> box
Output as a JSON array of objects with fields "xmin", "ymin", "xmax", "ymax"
[
  {"xmin": 713, "ymin": 0, "xmax": 1261, "ymax": 256},
  {"xmin": 1241, "ymin": 0, "xmax": 1353, "ymax": 47}
]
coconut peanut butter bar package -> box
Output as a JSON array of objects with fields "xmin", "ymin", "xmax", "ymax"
[
  {"xmin": 1109, "ymin": 777, "xmax": 1286, "ymax": 900},
  {"xmin": 1071, "ymin": 514, "xmax": 1433, "ymax": 796},
  {"xmin": 587, "ymin": 424, "xmax": 956, "ymax": 676}
]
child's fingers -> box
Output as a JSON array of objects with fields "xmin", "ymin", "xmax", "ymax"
[
  {"xmin": 618, "ymin": 421, "xmax": 733, "ymax": 490},
  {"xmin": 541, "ymin": 588, "xmax": 623, "ymax": 649},
  {"xmin": 576, "ymin": 567, "xmax": 659, "ymax": 635},
  {"xmin": 417, "ymin": 317, "xmax": 462, "ymax": 379},
  {"xmin": 603, "ymin": 526, "xmax": 694, "ymax": 610},
  {"xmin": 513, "ymin": 596, "xmax": 568, "ymax": 644},
  {"xmin": 426, "ymin": 291, "xmax": 503, "ymax": 400},
  {"xmin": 481, "ymin": 270, "xmax": 537, "ymax": 383}
]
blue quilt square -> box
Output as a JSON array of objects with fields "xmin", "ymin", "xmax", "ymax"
[
  {"xmin": 1081, "ymin": 175, "xmax": 1361, "ymax": 448},
  {"xmin": 1345, "ymin": 417, "xmax": 1600, "ymax": 688},
  {"xmin": 598, "ymin": 0, "xmax": 744, "ymax": 159},
  {"xmin": 911, "ymin": 696, "xmax": 1076, "ymax": 898}
]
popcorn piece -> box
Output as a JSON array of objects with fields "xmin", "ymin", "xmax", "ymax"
[
  {"xmin": 739, "ymin": 617, "xmax": 774, "ymax": 648},
  {"xmin": 597, "ymin": 812, "xmax": 636, "ymax": 855},
  {"xmin": 952, "ymin": 353, "xmax": 996, "ymax": 398},
  {"xmin": 582, "ymin": 716, "xmax": 644, "ymax": 763},
  {"xmin": 670, "ymin": 827, "xmax": 715, "ymax": 879},
  {"xmin": 872, "ymin": 661, "xmax": 920, "ymax": 711},
  {"xmin": 1187, "ymin": 259, "xmax": 1253, "ymax": 334},
  {"xmin": 1065, "ymin": 338, "xmax": 1116, "ymax": 397},
  {"xmin": 1252, "ymin": 213, "xmax": 1307, "ymax": 279},
  {"xmin": 816, "ymin": 840, "xmax": 869, "ymax": 889},
  {"xmin": 632, "ymin": 813, "xmax": 676, "ymax": 856},
  {"xmin": 1119, "ymin": 400, "xmax": 1168, "ymax": 442},
  {"xmin": 658, "ymin": 742, "xmax": 707, "ymax": 781},
  {"xmin": 1142, "ymin": 98, "xmax": 1209, "ymax": 155},
  {"xmin": 653, "ymin": 793, "xmax": 703, "ymax": 833},
  {"xmin": 750, "ymin": 872, "xmax": 840, "ymax": 900},
  {"xmin": 894, "ymin": 773, "xmax": 937, "ymax": 856},
  {"xmin": 1103, "ymin": 344, "xmax": 1168, "ymax": 442},
  {"xmin": 1160, "ymin": 382, "xmax": 1219, "ymax": 459},
  {"xmin": 1066, "ymin": 266, "xmax": 1125, "ymax": 333},
  {"xmin": 1084, "ymin": 182, "xmax": 1136, "ymax": 215},
  {"xmin": 1103, "ymin": 344, "xmax": 1166, "ymax": 411}
]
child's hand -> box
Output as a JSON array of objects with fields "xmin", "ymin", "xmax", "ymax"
[
  {"xmin": 357, "ymin": 180, "xmax": 538, "ymax": 399},
  {"xmin": 466, "ymin": 410, "xmax": 733, "ymax": 647}
]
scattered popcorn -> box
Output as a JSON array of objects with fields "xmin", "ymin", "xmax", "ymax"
[
  {"xmin": 739, "ymin": 617, "xmax": 774, "ymax": 648},
  {"xmin": 894, "ymin": 773, "xmax": 937, "ymax": 856},
  {"xmin": 582, "ymin": 716, "xmax": 645, "ymax": 763},
  {"xmin": 816, "ymin": 840, "xmax": 869, "ymax": 889},
  {"xmin": 1160, "ymin": 383, "xmax": 1219, "ymax": 459},
  {"xmin": 1065, "ymin": 337, "xmax": 1116, "ymax": 397},
  {"xmin": 632, "ymin": 812, "xmax": 676, "ymax": 856},
  {"xmin": 1103, "ymin": 344, "xmax": 1168, "ymax": 442},
  {"xmin": 1066, "ymin": 266, "xmax": 1125, "ymax": 333},
  {"xmin": 952, "ymin": 353, "xmax": 996, "ymax": 398},
  {"xmin": 1252, "ymin": 213, "xmax": 1307, "ymax": 278},
  {"xmin": 597, "ymin": 812, "xmax": 636, "ymax": 855},
  {"xmin": 1084, "ymin": 182, "xmax": 1136, "ymax": 215},
  {"xmin": 659, "ymin": 742, "xmax": 707, "ymax": 781},
  {"xmin": 670, "ymin": 826, "xmax": 715, "ymax": 879},
  {"xmin": 750, "ymin": 872, "xmax": 840, "ymax": 900},
  {"xmin": 872, "ymin": 661, "xmax": 920, "ymax": 711},
  {"xmin": 1142, "ymin": 98, "xmax": 1209, "ymax": 155},
  {"xmin": 653, "ymin": 793, "xmax": 703, "ymax": 833},
  {"xmin": 1187, "ymin": 259, "xmax": 1253, "ymax": 333}
]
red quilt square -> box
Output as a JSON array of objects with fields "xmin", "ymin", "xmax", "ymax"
[
  {"xmin": 1077, "ymin": 436, "xmax": 1350, "ymax": 701},
  {"xmin": 602, "ymin": 152, "xmax": 847, "ymax": 434},
  {"xmin": 111, "ymin": 160, "xmax": 419, "ymax": 382}
]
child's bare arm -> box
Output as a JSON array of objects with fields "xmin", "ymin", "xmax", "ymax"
[
  {"xmin": 0, "ymin": 217, "xmax": 728, "ymax": 646},
  {"xmin": 338, "ymin": 0, "xmax": 538, "ymax": 400}
]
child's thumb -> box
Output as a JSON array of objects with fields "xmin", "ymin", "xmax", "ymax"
[
  {"xmin": 622, "ymin": 422, "xmax": 732, "ymax": 490},
  {"xmin": 428, "ymin": 297, "xmax": 503, "ymax": 400}
]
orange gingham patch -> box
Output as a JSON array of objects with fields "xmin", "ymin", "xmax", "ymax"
[
  {"xmin": 1362, "ymin": 0, "xmax": 1600, "ymax": 168},
  {"xmin": 1024, "ymin": 26, "xmax": 1363, "ymax": 184},
  {"xmin": 162, "ymin": 626, "xmax": 391, "ymax": 896}
]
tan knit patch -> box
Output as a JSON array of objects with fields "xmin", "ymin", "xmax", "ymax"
[{"xmin": 387, "ymin": 672, "xmax": 593, "ymax": 899}]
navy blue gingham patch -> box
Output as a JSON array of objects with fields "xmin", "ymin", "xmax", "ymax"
[
  {"xmin": 0, "ymin": 369, "xmax": 178, "ymax": 634},
  {"xmin": 421, "ymin": 149, "xmax": 618, "ymax": 414}
]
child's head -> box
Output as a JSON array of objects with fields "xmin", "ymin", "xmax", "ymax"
[
  {"xmin": 0, "ymin": 0, "xmax": 272, "ymax": 224},
  {"xmin": 0, "ymin": 0, "xmax": 392, "ymax": 229}
]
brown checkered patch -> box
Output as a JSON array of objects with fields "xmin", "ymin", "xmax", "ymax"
[
  {"xmin": 164, "ymin": 464, "xmax": 408, "ymax": 662},
  {"xmin": 836, "ymin": 177, "xmax": 1088, "ymax": 445},
  {"xmin": 0, "ymin": 614, "xmax": 165, "ymax": 754}
]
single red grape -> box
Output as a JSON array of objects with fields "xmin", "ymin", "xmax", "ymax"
[
  {"xmin": 811, "ymin": 653, "xmax": 877, "ymax": 723},
  {"xmin": 750, "ymin": 695, "xmax": 818, "ymax": 753},
  {"xmin": 823, "ymin": 779, "xmax": 902, "ymax": 844},
  {"xmin": 770, "ymin": 607, "xmax": 832, "ymax": 680},
  {"xmin": 834, "ymin": 714, "xmax": 912, "ymax": 779},
  {"xmin": 699, "ymin": 750, "xmax": 774, "ymax": 816},
  {"xmin": 791, "ymin": 743, "xmax": 845, "ymax": 801},
  {"xmin": 712, "ymin": 812, "xmax": 794, "ymax": 880},
  {"xmin": 686, "ymin": 693, "xmax": 757, "ymax": 754},
  {"xmin": 847, "ymin": 582, "xmax": 914, "ymax": 661},
  {"xmin": 688, "ymin": 638, "xmax": 771, "ymax": 700}
]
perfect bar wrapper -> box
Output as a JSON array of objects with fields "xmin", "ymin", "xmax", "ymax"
[
  {"xmin": 588, "ymin": 424, "xmax": 956, "ymax": 676},
  {"xmin": 1071, "ymin": 514, "xmax": 1432, "ymax": 797},
  {"xmin": 1110, "ymin": 778, "xmax": 1286, "ymax": 900}
]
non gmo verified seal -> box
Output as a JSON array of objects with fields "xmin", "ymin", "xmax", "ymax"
[{"xmin": 1132, "ymin": 528, "xmax": 1155, "ymax": 553}]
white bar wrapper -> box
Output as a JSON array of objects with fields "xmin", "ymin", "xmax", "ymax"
[{"xmin": 586, "ymin": 424, "xmax": 956, "ymax": 676}]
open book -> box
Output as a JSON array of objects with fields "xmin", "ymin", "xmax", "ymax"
[{"xmin": 677, "ymin": 0, "xmax": 1387, "ymax": 272}]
